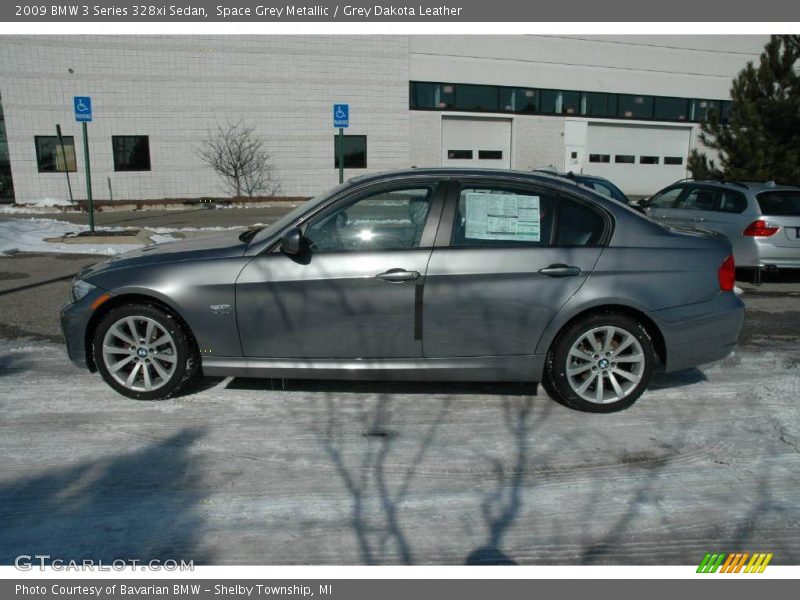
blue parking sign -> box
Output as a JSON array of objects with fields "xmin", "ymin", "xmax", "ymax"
[
  {"xmin": 333, "ymin": 103, "xmax": 349, "ymax": 128},
  {"xmin": 74, "ymin": 96, "xmax": 92, "ymax": 122}
]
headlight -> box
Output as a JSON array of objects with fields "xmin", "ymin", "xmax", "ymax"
[{"xmin": 71, "ymin": 279, "xmax": 96, "ymax": 303}]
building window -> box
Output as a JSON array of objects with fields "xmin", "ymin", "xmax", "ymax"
[
  {"xmin": 500, "ymin": 88, "xmax": 538, "ymax": 113},
  {"xmin": 639, "ymin": 156, "xmax": 660, "ymax": 164},
  {"xmin": 478, "ymin": 150, "xmax": 503, "ymax": 160},
  {"xmin": 448, "ymin": 150, "xmax": 473, "ymax": 159},
  {"xmin": 112, "ymin": 135, "xmax": 151, "ymax": 171},
  {"xmin": 583, "ymin": 92, "xmax": 614, "ymax": 117},
  {"xmin": 408, "ymin": 81, "xmax": 728, "ymax": 125},
  {"xmin": 589, "ymin": 154, "xmax": 611, "ymax": 163},
  {"xmin": 664, "ymin": 156, "xmax": 684, "ymax": 165},
  {"xmin": 690, "ymin": 99, "xmax": 722, "ymax": 122},
  {"xmin": 654, "ymin": 97, "xmax": 689, "ymax": 121},
  {"xmin": 618, "ymin": 95, "xmax": 654, "ymax": 119},
  {"xmin": 410, "ymin": 82, "xmax": 454, "ymax": 109},
  {"xmin": 35, "ymin": 136, "xmax": 77, "ymax": 173},
  {"xmin": 454, "ymin": 84, "xmax": 498, "ymax": 112},
  {"xmin": 615, "ymin": 155, "xmax": 635, "ymax": 164},
  {"xmin": 334, "ymin": 135, "xmax": 367, "ymax": 168}
]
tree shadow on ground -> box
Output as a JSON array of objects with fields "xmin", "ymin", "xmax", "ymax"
[{"xmin": 0, "ymin": 428, "xmax": 211, "ymax": 565}]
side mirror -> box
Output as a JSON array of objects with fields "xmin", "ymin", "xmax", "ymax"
[{"xmin": 280, "ymin": 227, "xmax": 305, "ymax": 255}]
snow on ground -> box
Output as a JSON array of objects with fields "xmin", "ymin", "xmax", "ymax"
[
  {"xmin": 1, "ymin": 337, "xmax": 799, "ymax": 564},
  {"xmin": 0, "ymin": 197, "xmax": 77, "ymax": 214},
  {"xmin": 0, "ymin": 217, "xmax": 142, "ymax": 256}
]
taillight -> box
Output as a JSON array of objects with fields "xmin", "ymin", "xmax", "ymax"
[
  {"xmin": 718, "ymin": 255, "xmax": 735, "ymax": 292},
  {"xmin": 743, "ymin": 219, "xmax": 779, "ymax": 237}
]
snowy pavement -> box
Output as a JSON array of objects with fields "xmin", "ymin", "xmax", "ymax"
[
  {"xmin": 0, "ymin": 216, "xmax": 255, "ymax": 256},
  {"xmin": 1, "ymin": 336, "xmax": 799, "ymax": 565}
]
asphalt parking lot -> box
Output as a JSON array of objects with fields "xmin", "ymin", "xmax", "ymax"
[{"xmin": 1, "ymin": 210, "xmax": 800, "ymax": 565}]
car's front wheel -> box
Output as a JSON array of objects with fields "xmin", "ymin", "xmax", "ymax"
[
  {"xmin": 93, "ymin": 303, "xmax": 198, "ymax": 400},
  {"xmin": 544, "ymin": 313, "xmax": 655, "ymax": 412}
]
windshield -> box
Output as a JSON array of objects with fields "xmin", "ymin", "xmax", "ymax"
[
  {"xmin": 757, "ymin": 190, "xmax": 800, "ymax": 216},
  {"xmin": 248, "ymin": 181, "xmax": 352, "ymax": 246}
]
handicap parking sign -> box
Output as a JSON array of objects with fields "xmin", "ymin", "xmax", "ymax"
[
  {"xmin": 74, "ymin": 96, "xmax": 92, "ymax": 122},
  {"xmin": 333, "ymin": 103, "xmax": 349, "ymax": 128}
]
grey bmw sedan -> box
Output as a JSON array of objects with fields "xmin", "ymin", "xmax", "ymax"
[{"xmin": 61, "ymin": 169, "xmax": 744, "ymax": 412}]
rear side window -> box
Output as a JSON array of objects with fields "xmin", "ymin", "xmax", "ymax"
[
  {"xmin": 451, "ymin": 188, "xmax": 553, "ymax": 247},
  {"xmin": 556, "ymin": 199, "xmax": 605, "ymax": 246},
  {"xmin": 718, "ymin": 190, "xmax": 748, "ymax": 213},
  {"xmin": 757, "ymin": 191, "xmax": 800, "ymax": 216},
  {"xmin": 450, "ymin": 187, "xmax": 604, "ymax": 248}
]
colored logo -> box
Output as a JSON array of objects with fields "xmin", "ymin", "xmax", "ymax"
[{"xmin": 697, "ymin": 552, "xmax": 773, "ymax": 573}]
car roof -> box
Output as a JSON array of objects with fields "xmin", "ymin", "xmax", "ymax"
[
  {"xmin": 668, "ymin": 179, "xmax": 800, "ymax": 193},
  {"xmin": 347, "ymin": 167, "xmax": 578, "ymax": 188}
]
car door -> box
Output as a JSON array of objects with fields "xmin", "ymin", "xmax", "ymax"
[
  {"xmin": 645, "ymin": 184, "xmax": 688, "ymax": 224},
  {"xmin": 235, "ymin": 181, "xmax": 445, "ymax": 358},
  {"xmin": 668, "ymin": 185, "xmax": 721, "ymax": 229},
  {"xmin": 422, "ymin": 180, "xmax": 607, "ymax": 358}
]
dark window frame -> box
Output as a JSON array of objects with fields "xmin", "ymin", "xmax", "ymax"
[
  {"xmin": 333, "ymin": 134, "xmax": 367, "ymax": 169},
  {"xmin": 112, "ymin": 135, "xmax": 151, "ymax": 172},
  {"xmin": 409, "ymin": 81, "xmax": 727, "ymax": 124},
  {"xmin": 35, "ymin": 135, "xmax": 77, "ymax": 173}
]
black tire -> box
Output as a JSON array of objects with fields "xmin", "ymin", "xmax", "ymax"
[
  {"xmin": 93, "ymin": 303, "xmax": 199, "ymax": 400},
  {"xmin": 543, "ymin": 312, "xmax": 655, "ymax": 413}
]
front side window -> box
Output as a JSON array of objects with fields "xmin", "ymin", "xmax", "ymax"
[
  {"xmin": 113, "ymin": 135, "xmax": 150, "ymax": 171},
  {"xmin": 649, "ymin": 186, "xmax": 684, "ymax": 209},
  {"xmin": 305, "ymin": 187, "xmax": 433, "ymax": 252},
  {"xmin": 334, "ymin": 135, "xmax": 367, "ymax": 169},
  {"xmin": 35, "ymin": 136, "xmax": 76, "ymax": 172},
  {"xmin": 677, "ymin": 187, "xmax": 718, "ymax": 211}
]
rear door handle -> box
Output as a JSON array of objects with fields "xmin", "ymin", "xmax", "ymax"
[
  {"xmin": 539, "ymin": 264, "xmax": 582, "ymax": 277},
  {"xmin": 376, "ymin": 268, "xmax": 420, "ymax": 283}
]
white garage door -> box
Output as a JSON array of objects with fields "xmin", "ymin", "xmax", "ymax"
[
  {"xmin": 441, "ymin": 117, "xmax": 511, "ymax": 169},
  {"xmin": 584, "ymin": 123, "xmax": 690, "ymax": 196}
]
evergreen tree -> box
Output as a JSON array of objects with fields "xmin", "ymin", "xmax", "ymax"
[{"xmin": 688, "ymin": 35, "xmax": 800, "ymax": 184}]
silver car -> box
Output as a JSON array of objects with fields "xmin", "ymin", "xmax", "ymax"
[
  {"xmin": 61, "ymin": 169, "xmax": 744, "ymax": 412},
  {"xmin": 644, "ymin": 180, "xmax": 800, "ymax": 269}
]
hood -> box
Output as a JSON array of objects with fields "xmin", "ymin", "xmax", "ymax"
[{"xmin": 80, "ymin": 231, "xmax": 249, "ymax": 278}]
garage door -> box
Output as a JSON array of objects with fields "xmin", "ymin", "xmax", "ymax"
[
  {"xmin": 441, "ymin": 117, "xmax": 511, "ymax": 169},
  {"xmin": 584, "ymin": 123, "xmax": 690, "ymax": 196}
]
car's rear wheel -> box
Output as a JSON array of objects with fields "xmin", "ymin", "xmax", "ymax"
[
  {"xmin": 93, "ymin": 303, "xmax": 198, "ymax": 400},
  {"xmin": 543, "ymin": 313, "xmax": 655, "ymax": 412}
]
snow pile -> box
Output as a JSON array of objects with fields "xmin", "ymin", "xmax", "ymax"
[
  {"xmin": 0, "ymin": 217, "xmax": 144, "ymax": 256},
  {"xmin": 0, "ymin": 197, "xmax": 77, "ymax": 214}
]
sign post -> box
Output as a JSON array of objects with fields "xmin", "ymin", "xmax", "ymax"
[
  {"xmin": 333, "ymin": 103, "xmax": 349, "ymax": 184},
  {"xmin": 54, "ymin": 124, "xmax": 74, "ymax": 205},
  {"xmin": 73, "ymin": 96, "xmax": 94, "ymax": 233}
]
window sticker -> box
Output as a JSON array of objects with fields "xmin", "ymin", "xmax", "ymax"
[{"xmin": 464, "ymin": 192, "xmax": 541, "ymax": 241}]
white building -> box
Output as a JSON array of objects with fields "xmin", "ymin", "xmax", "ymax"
[{"xmin": 0, "ymin": 35, "xmax": 768, "ymax": 204}]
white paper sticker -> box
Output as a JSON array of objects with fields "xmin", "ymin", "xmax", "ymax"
[{"xmin": 464, "ymin": 192, "xmax": 541, "ymax": 242}]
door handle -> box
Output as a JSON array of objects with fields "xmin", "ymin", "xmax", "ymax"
[
  {"xmin": 539, "ymin": 264, "xmax": 582, "ymax": 277},
  {"xmin": 376, "ymin": 269, "xmax": 420, "ymax": 283},
  {"xmin": 691, "ymin": 217, "xmax": 705, "ymax": 222}
]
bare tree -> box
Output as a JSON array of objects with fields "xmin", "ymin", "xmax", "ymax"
[{"xmin": 197, "ymin": 120, "xmax": 280, "ymax": 198}]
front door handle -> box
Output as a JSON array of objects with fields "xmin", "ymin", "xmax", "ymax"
[
  {"xmin": 691, "ymin": 217, "xmax": 705, "ymax": 222},
  {"xmin": 539, "ymin": 264, "xmax": 582, "ymax": 277},
  {"xmin": 376, "ymin": 269, "xmax": 420, "ymax": 283}
]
